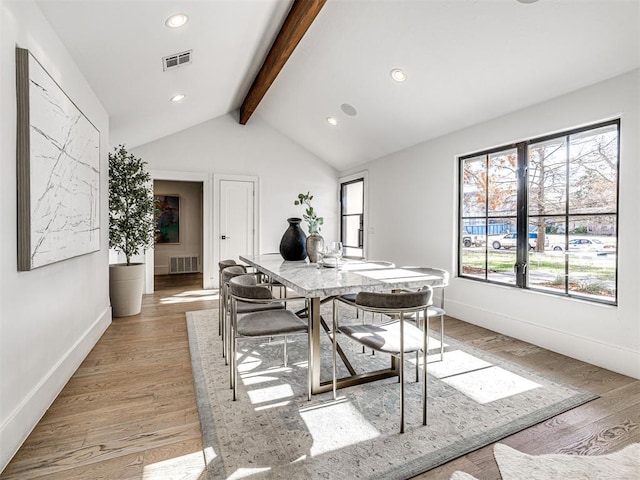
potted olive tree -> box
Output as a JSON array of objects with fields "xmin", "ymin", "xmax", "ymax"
[{"xmin": 108, "ymin": 145, "xmax": 155, "ymax": 317}]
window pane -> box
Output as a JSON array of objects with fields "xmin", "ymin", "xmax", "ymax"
[
  {"xmin": 568, "ymin": 125, "xmax": 618, "ymax": 214},
  {"xmin": 487, "ymin": 149, "xmax": 517, "ymax": 217},
  {"xmin": 342, "ymin": 215, "xmax": 362, "ymax": 248},
  {"xmin": 566, "ymin": 215, "xmax": 616, "ymax": 300},
  {"xmin": 460, "ymin": 247, "xmax": 486, "ymax": 279},
  {"xmin": 528, "ymin": 138, "xmax": 567, "ymax": 216},
  {"xmin": 342, "ymin": 181, "xmax": 363, "ymax": 215},
  {"xmin": 528, "ymin": 218, "xmax": 567, "ymax": 293},
  {"xmin": 487, "ymin": 218, "xmax": 517, "ymax": 284},
  {"xmin": 462, "ymin": 155, "xmax": 487, "ymax": 217},
  {"xmin": 488, "ymin": 248, "xmax": 516, "ymax": 284},
  {"xmin": 344, "ymin": 246, "xmax": 363, "ymax": 258}
]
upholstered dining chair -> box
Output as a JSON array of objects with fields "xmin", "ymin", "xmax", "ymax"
[
  {"xmin": 400, "ymin": 267, "xmax": 450, "ymax": 363},
  {"xmin": 218, "ymin": 259, "xmax": 240, "ymax": 336},
  {"xmin": 220, "ymin": 266, "xmax": 286, "ymax": 364},
  {"xmin": 332, "ymin": 288, "xmax": 433, "ymax": 433},
  {"xmin": 335, "ymin": 260, "xmax": 395, "ymax": 353},
  {"xmin": 228, "ymin": 274, "xmax": 310, "ymax": 401}
]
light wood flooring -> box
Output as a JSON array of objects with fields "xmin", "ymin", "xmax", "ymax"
[{"xmin": 2, "ymin": 274, "xmax": 638, "ymax": 479}]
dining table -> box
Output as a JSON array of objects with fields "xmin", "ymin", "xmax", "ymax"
[{"xmin": 239, "ymin": 253, "xmax": 448, "ymax": 394}]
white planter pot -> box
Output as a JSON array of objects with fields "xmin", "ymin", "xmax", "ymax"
[{"xmin": 109, "ymin": 263, "xmax": 145, "ymax": 317}]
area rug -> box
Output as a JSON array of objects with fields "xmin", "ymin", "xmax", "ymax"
[
  {"xmin": 186, "ymin": 305, "xmax": 598, "ymax": 480},
  {"xmin": 450, "ymin": 443, "xmax": 640, "ymax": 480}
]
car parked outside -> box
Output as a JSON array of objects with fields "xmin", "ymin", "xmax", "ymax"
[
  {"xmin": 492, "ymin": 232, "xmax": 548, "ymax": 250},
  {"xmin": 462, "ymin": 235, "xmax": 485, "ymax": 247},
  {"xmin": 551, "ymin": 238, "xmax": 616, "ymax": 254}
]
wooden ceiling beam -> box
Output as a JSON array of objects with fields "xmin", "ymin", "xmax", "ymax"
[{"xmin": 239, "ymin": 0, "xmax": 326, "ymax": 125}]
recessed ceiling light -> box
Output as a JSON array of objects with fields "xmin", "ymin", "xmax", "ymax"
[
  {"xmin": 327, "ymin": 117, "xmax": 338, "ymax": 126},
  {"xmin": 165, "ymin": 13, "xmax": 188, "ymax": 28},
  {"xmin": 516, "ymin": 0, "xmax": 539, "ymax": 3},
  {"xmin": 390, "ymin": 68, "xmax": 407, "ymax": 82},
  {"xmin": 170, "ymin": 94, "xmax": 185, "ymax": 103}
]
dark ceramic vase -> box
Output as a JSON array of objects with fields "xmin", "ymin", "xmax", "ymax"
[{"xmin": 279, "ymin": 217, "xmax": 307, "ymax": 261}]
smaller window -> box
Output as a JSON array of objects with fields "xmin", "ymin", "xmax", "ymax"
[{"xmin": 340, "ymin": 177, "xmax": 365, "ymax": 258}]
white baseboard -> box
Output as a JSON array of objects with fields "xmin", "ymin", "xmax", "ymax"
[
  {"xmin": 154, "ymin": 264, "xmax": 169, "ymax": 276},
  {"xmin": 0, "ymin": 307, "xmax": 112, "ymax": 472},
  {"xmin": 447, "ymin": 300, "xmax": 640, "ymax": 380}
]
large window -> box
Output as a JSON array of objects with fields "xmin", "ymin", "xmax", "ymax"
[
  {"xmin": 459, "ymin": 120, "xmax": 619, "ymax": 304},
  {"xmin": 340, "ymin": 177, "xmax": 365, "ymax": 258}
]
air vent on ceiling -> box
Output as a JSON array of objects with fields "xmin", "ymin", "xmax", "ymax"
[{"xmin": 162, "ymin": 50, "xmax": 192, "ymax": 71}]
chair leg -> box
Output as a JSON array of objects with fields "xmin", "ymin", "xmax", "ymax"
[
  {"xmin": 221, "ymin": 283, "xmax": 226, "ymax": 359},
  {"xmin": 415, "ymin": 316, "xmax": 422, "ymax": 382},
  {"xmin": 232, "ymin": 336, "xmax": 238, "ymax": 401},
  {"xmin": 399, "ymin": 348, "xmax": 405, "ymax": 434},
  {"xmin": 218, "ymin": 275, "xmax": 223, "ymax": 336},
  {"xmin": 440, "ymin": 313, "xmax": 445, "ymax": 362},
  {"xmin": 224, "ymin": 295, "xmax": 230, "ymax": 365},
  {"xmin": 424, "ymin": 314, "xmax": 429, "ymax": 425}
]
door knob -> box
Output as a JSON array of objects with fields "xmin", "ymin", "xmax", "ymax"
[{"xmin": 221, "ymin": 235, "xmax": 230, "ymax": 240}]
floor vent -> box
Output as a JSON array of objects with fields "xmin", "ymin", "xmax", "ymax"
[
  {"xmin": 162, "ymin": 50, "xmax": 192, "ymax": 71},
  {"xmin": 169, "ymin": 256, "xmax": 199, "ymax": 274}
]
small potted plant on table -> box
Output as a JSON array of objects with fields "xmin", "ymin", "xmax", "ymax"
[{"xmin": 295, "ymin": 192, "xmax": 324, "ymax": 263}]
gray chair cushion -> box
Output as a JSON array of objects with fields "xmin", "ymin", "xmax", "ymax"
[
  {"xmin": 236, "ymin": 300, "xmax": 284, "ymax": 313},
  {"xmin": 222, "ymin": 265, "xmax": 247, "ymax": 282},
  {"xmin": 339, "ymin": 320, "xmax": 425, "ymax": 355},
  {"xmin": 229, "ymin": 278, "xmax": 273, "ymax": 300},
  {"xmin": 231, "ymin": 274, "xmax": 258, "ymax": 286},
  {"xmin": 356, "ymin": 289, "xmax": 432, "ymax": 310},
  {"xmin": 237, "ymin": 310, "xmax": 308, "ymax": 337},
  {"xmin": 218, "ymin": 259, "xmax": 237, "ymax": 270},
  {"xmin": 340, "ymin": 293, "xmax": 357, "ymax": 302}
]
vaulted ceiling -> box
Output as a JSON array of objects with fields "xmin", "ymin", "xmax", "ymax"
[{"xmin": 37, "ymin": 0, "xmax": 640, "ymax": 171}]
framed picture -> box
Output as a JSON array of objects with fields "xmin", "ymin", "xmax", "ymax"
[
  {"xmin": 154, "ymin": 195, "xmax": 180, "ymax": 244},
  {"xmin": 16, "ymin": 48, "xmax": 100, "ymax": 271}
]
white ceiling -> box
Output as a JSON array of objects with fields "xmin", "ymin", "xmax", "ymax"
[{"xmin": 37, "ymin": 0, "xmax": 640, "ymax": 171}]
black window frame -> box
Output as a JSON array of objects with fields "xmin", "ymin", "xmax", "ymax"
[
  {"xmin": 458, "ymin": 119, "xmax": 620, "ymax": 305},
  {"xmin": 340, "ymin": 177, "xmax": 365, "ymax": 259}
]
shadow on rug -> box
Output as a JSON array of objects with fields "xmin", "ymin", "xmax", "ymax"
[{"xmin": 186, "ymin": 305, "xmax": 597, "ymax": 480}]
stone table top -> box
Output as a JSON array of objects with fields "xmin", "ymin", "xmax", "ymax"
[{"xmin": 239, "ymin": 253, "xmax": 447, "ymax": 298}]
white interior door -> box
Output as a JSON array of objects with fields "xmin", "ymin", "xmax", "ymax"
[{"xmin": 219, "ymin": 179, "xmax": 255, "ymax": 264}]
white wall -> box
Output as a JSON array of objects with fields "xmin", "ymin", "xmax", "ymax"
[
  {"xmin": 343, "ymin": 70, "xmax": 640, "ymax": 379},
  {"xmin": 132, "ymin": 112, "xmax": 339, "ymax": 286},
  {"xmin": 0, "ymin": 0, "xmax": 111, "ymax": 471},
  {"xmin": 153, "ymin": 180, "xmax": 203, "ymax": 275}
]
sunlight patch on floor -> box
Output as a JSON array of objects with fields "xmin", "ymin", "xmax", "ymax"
[
  {"xmin": 425, "ymin": 349, "xmax": 541, "ymax": 403},
  {"xmin": 299, "ymin": 399, "xmax": 380, "ymax": 456},
  {"xmin": 142, "ymin": 451, "xmax": 205, "ymax": 479},
  {"xmin": 442, "ymin": 365, "xmax": 541, "ymax": 403},
  {"xmin": 227, "ymin": 467, "xmax": 271, "ymax": 479},
  {"xmin": 237, "ymin": 352, "xmax": 263, "ymax": 372},
  {"xmin": 242, "ymin": 366, "xmax": 294, "ymax": 385},
  {"xmin": 160, "ymin": 289, "xmax": 219, "ymax": 304},
  {"xmin": 247, "ymin": 383, "xmax": 295, "ymax": 404},
  {"xmin": 427, "ymin": 349, "xmax": 493, "ymax": 378}
]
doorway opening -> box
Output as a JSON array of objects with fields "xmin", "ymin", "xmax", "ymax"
[{"xmin": 153, "ymin": 179, "xmax": 204, "ymax": 291}]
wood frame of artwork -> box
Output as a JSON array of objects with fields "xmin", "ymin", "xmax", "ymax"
[
  {"xmin": 154, "ymin": 195, "xmax": 181, "ymax": 244},
  {"xmin": 16, "ymin": 47, "xmax": 100, "ymax": 271}
]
